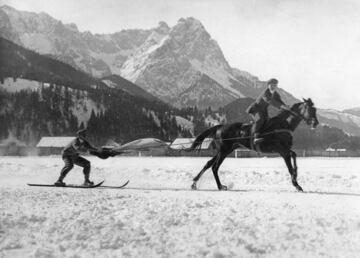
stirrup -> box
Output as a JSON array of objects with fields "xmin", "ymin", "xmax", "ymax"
[{"xmin": 253, "ymin": 137, "xmax": 264, "ymax": 144}]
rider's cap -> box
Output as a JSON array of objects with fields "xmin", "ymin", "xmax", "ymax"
[{"xmin": 267, "ymin": 78, "xmax": 278, "ymax": 85}]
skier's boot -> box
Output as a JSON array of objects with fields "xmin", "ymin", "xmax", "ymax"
[
  {"xmin": 83, "ymin": 167, "xmax": 93, "ymax": 186},
  {"xmin": 83, "ymin": 180, "xmax": 94, "ymax": 186},
  {"xmin": 54, "ymin": 180, "xmax": 66, "ymax": 186}
]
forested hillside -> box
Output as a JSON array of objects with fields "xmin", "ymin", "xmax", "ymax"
[{"xmin": 0, "ymin": 37, "xmax": 192, "ymax": 145}]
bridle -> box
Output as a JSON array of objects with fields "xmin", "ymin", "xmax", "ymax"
[{"xmin": 289, "ymin": 100, "xmax": 318, "ymax": 127}]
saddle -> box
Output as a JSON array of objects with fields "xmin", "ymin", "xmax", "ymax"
[{"xmin": 234, "ymin": 123, "xmax": 262, "ymax": 152}]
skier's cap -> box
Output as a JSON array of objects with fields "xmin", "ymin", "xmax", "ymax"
[
  {"xmin": 267, "ymin": 78, "xmax": 278, "ymax": 85},
  {"xmin": 77, "ymin": 129, "xmax": 87, "ymax": 137}
]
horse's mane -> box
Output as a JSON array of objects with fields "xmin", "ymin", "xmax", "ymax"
[
  {"xmin": 266, "ymin": 102, "xmax": 304, "ymax": 129},
  {"xmin": 277, "ymin": 102, "xmax": 303, "ymax": 118}
]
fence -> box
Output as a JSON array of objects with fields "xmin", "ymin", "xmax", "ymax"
[{"xmin": 2, "ymin": 146, "xmax": 360, "ymax": 157}]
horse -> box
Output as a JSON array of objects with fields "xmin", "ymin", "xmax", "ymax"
[{"xmin": 188, "ymin": 98, "xmax": 319, "ymax": 192}]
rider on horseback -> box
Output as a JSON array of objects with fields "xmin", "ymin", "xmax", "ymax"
[{"xmin": 246, "ymin": 78, "xmax": 291, "ymax": 144}]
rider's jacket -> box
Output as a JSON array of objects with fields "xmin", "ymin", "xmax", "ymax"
[{"xmin": 246, "ymin": 88, "xmax": 285, "ymax": 114}]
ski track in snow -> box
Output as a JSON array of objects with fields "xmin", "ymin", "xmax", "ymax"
[{"xmin": 1, "ymin": 156, "xmax": 360, "ymax": 257}]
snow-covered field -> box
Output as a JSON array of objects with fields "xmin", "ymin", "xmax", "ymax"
[{"xmin": 1, "ymin": 156, "xmax": 360, "ymax": 257}]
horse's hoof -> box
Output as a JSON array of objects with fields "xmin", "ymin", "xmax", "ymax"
[
  {"xmin": 296, "ymin": 186, "xmax": 304, "ymax": 192},
  {"xmin": 191, "ymin": 183, "xmax": 197, "ymax": 190},
  {"xmin": 219, "ymin": 185, "xmax": 228, "ymax": 191}
]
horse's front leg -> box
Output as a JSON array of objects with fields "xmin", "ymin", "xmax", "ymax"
[
  {"xmin": 290, "ymin": 150, "xmax": 303, "ymax": 191},
  {"xmin": 290, "ymin": 150, "xmax": 298, "ymax": 177},
  {"xmin": 282, "ymin": 151, "xmax": 303, "ymax": 192}
]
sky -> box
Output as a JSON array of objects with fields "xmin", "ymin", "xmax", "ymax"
[{"xmin": 2, "ymin": 0, "xmax": 360, "ymax": 110}]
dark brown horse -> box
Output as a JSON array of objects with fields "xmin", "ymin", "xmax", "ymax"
[{"xmin": 188, "ymin": 98, "xmax": 319, "ymax": 191}]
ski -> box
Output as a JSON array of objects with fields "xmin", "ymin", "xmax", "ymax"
[
  {"xmin": 100, "ymin": 180, "xmax": 129, "ymax": 189},
  {"xmin": 27, "ymin": 180, "xmax": 105, "ymax": 188}
]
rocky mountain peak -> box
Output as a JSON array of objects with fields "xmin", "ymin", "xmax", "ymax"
[
  {"xmin": 1, "ymin": 5, "xmax": 58, "ymax": 34},
  {"xmin": 65, "ymin": 22, "xmax": 79, "ymax": 33},
  {"xmin": 156, "ymin": 21, "xmax": 170, "ymax": 34},
  {"xmin": 1, "ymin": 4, "xmax": 14, "ymax": 11},
  {"xmin": 172, "ymin": 17, "xmax": 208, "ymax": 38},
  {"xmin": 177, "ymin": 17, "xmax": 204, "ymax": 29}
]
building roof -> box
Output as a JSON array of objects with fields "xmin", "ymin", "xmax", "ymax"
[
  {"xmin": 170, "ymin": 138, "xmax": 214, "ymax": 150},
  {"xmin": 116, "ymin": 138, "xmax": 170, "ymax": 151},
  {"xmin": 36, "ymin": 137, "xmax": 75, "ymax": 147}
]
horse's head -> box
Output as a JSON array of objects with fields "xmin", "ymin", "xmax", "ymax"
[{"xmin": 293, "ymin": 98, "xmax": 319, "ymax": 129}]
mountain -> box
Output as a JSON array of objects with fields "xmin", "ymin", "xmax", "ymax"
[
  {"xmin": 2, "ymin": 37, "xmax": 360, "ymax": 150},
  {"xmin": 317, "ymin": 109, "xmax": 360, "ymax": 136},
  {"xmin": 2, "ymin": 5, "xmax": 360, "ymax": 137},
  {"xmin": 101, "ymin": 74, "xmax": 160, "ymax": 102},
  {"xmin": 0, "ymin": 5, "xmax": 299, "ymax": 109},
  {"xmin": 0, "ymin": 37, "xmax": 193, "ymax": 145},
  {"xmin": 342, "ymin": 107, "xmax": 360, "ymax": 117},
  {"xmin": 0, "ymin": 5, "xmax": 149, "ymax": 76},
  {"xmin": 0, "ymin": 36, "xmax": 107, "ymax": 91}
]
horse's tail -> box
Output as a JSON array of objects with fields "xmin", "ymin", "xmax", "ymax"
[{"xmin": 187, "ymin": 125, "xmax": 223, "ymax": 152}]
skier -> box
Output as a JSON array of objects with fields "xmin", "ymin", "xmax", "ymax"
[{"xmin": 54, "ymin": 129, "xmax": 98, "ymax": 186}]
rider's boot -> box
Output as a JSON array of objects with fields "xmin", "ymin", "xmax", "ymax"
[{"xmin": 253, "ymin": 133, "xmax": 264, "ymax": 144}]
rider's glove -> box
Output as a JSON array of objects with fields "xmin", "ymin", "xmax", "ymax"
[{"xmin": 281, "ymin": 105, "xmax": 291, "ymax": 111}]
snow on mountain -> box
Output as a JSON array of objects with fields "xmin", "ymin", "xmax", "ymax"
[
  {"xmin": 0, "ymin": 77, "xmax": 104, "ymax": 128},
  {"xmin": 174, "ymin": 116, "xmax": 194, "ymax": 134},
  {"xmin": 342, "ymin": 107, "xmax": 360, "ymax": 117},
  {"xmin": 70, "ymin": 91, "xmax": 105, "ymax": 127},
  {"xmin": 205, "ymin": 113, "xmax": 226, "ymax": 127},
  {"xmin": 120, "ymin": 33, "xmax": 170, "ymax": 82},
  {"xmin": 189, "ymin": 59, "xmax": 242, "ymax": 98},
  {"xmin": 316, "ymin": 109, "xmax": 360, "ymax": 136},
  {"xmin": 0, "ymin": 6, "xmax": 269, "ymax": 109},
  {"xmin": 101, "ymin": 74, "xmax": 160, "ymax": 102},
  {"xmin": 175, "ymin": 73, "xmax": 238, "ymax": 109},
  {"xmin": 3, "ymin": 5, "xmax": 360, "ymax": 136},
  {"xmin": 118, "ymin": 17, "xmax": 254, "ymax": 107},
  {"xmin": 0, "ymin": 78, "xmax": 42, "ymax": 92},
  {"xmin": 318, "ymin": 109, "xmax": 360, "ymax": 128},
  {"xmin": 101, "ymin": 79, "xmax": 117, "ymax": 89}
]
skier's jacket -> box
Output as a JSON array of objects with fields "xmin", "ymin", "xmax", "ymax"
[{"xmin": 62, "ymin": 137, "xmax": 96, "ymax": 156}]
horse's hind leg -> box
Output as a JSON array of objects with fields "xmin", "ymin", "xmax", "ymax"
[
  {"xmin": 282, "ymin": 151, "xmax": 303, "ymax": 192},
  {"xmin": 191, "ymin": 155, "xmax": 218, "ymax": 190},
  {"xmin": 212, "ymin": 152, "xmax": 228, "ymax": 190}
]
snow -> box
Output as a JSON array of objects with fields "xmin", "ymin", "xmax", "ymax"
[
  {"xmin": 91, "ymin": 50, "xmax": 133, "ymax": 75},
  {"xmin": 36, "ymin": 137, "xmax": 75, "ymax": 147},
  {"xmin": 175, "ymin": 115, "xmax": 194, "ymax": 133},
  {"xmin": 0, "ymin": 78, "xmax": 42, "ymax": 92},
  {"xmin": 70, "ymin": 91, "xmax": 105, "ymax": 127},
  {"xmin": 116, "ymin": 138, "xmax": 169, "ymax": 151},
  {"xmin": 190, "ymin": 59, "xmax": 244, "ymax": 98},
  {"xmin": 20, "ymin": 33, "xmax": 53, "ymax": 53},
  {"xmin": 204, "ymin": 114, "xmax": 226, "ymax": 126},
  {"xmin": 319, "ymin": 109, "xmax": 360, "ymax": 127},
  {"xmin": 169, "ymin": 138, "xmax": 194, "ymax": 149},
  {"xmin": 1, "ymin": 156, "xmax": 360, "ymax": 257},
  {"xmin": 143, "ymin": 109, "xmax": 160, "ymax": 127},
  {"xmin": 101, "ymin": 79, "xmax": 117, "ymax": 88},
  {"xmin": 120, "ymin": 35, "xmax": 169, "ymax": 82}
]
